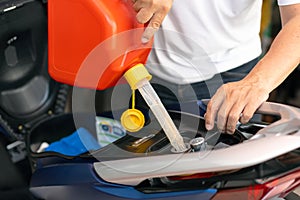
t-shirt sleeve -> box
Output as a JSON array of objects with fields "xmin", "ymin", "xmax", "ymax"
[{"xmin": 278, "ymin": 0, "xmax": 300, "ymax": 6}]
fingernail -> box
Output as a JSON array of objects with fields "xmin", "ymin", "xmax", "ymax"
[
  {"xmin": 205, "ymin": 123, "xmax": 213, "ymax": 130},
  {"xmin": 141, "ymin": 37, "xmax": 149, "ymax": 44}
]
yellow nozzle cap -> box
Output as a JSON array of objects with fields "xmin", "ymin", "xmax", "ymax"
[
  {"xmin": 124, "ymin": 64, "xmax": 152, "ymax": 90},
  {"xmin": 121, "ymin": 109, "xmax": 145, "ymax": 132}
]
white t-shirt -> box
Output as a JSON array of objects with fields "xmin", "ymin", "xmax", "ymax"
[{"xmin": 146, "ymin": 0, "xmax": 300, "ymax": 84}]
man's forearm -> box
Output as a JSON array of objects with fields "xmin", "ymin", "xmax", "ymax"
[{"xmin": 244, "ymin": 12, "xmax": 300, "ymax": 93}]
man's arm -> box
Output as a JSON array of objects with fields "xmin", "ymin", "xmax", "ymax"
[{"xmin": 205, "ymin": 3, "xmax": 300, "ymax": 133}]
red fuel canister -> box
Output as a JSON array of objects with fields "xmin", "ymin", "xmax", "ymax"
[{"xmin": 48, "ymin": 0, "xmax": 152, "ymax": 90}]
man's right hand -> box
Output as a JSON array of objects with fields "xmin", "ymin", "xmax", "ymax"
[{"xmin": 132, "ymin": 0, "xmax": 173, "ymax": 43}]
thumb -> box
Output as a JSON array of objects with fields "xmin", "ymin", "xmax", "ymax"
[
  {"xmin": 142, "ymin": 26, "xmax": 157, "ymax": 43},
  {"xmin": 141, "ymin": 13, "xmax": 163, "ymax": 43}
]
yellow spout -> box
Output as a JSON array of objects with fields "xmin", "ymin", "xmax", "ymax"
[
  {"xmin": 121, "ymin": 64, "xmax": 151, "ymax": 132},
  {"xmin": 123, "ymin": 64, "xmax": 152, "ymax": 90}
]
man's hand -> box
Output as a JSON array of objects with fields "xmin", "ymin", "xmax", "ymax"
[
  {"xmin": 204, "ymin": 3, "xmax": 300, "ymax": 134},
  {"xmin": 204, "ymin": 79, "xmax": 269, "ymax": 134},
  {"xmin": 132, "ymin": 0, "xmax": 173, "ymax": 43}
]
